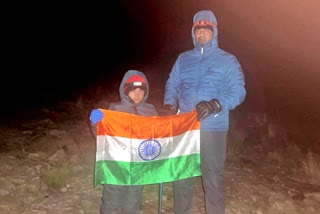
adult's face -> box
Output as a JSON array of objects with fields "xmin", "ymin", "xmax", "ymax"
[{"xmin": 194, "ymin": 28, "xmax": 213, "ymax": 45}]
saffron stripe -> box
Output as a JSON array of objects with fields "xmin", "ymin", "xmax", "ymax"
[{"xmin": 96, "ymin": 110, "xmax": 200, "ymax": 138}]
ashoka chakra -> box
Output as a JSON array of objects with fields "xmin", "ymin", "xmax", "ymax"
[{"xmin": 138, "ymin": 139, "xmax": 161, "ymax": 161}]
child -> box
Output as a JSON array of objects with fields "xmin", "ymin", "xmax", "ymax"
[{"xmin": 90, "ymin": 70, "xmax": 158, "ymax": 214}]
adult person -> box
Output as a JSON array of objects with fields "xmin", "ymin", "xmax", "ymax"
[
  {"xmin": 162, "ymin": 10, "xmax": 246, "ymax": 214},
  {"xmin": 90, "ymin": 70, "xmax": 158, "ymax": 214}
]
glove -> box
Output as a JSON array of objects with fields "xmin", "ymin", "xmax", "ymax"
[
  {"xmin": 196, "ymin": 99, "xmax": 222, "ymax": 122},
  {"xmin": 159, "ymin": 104, "xmax": 176, "ymax": 116},
  {"xmin": 90, "ymin": 109, "xmax": 104, "ymax": 125}
]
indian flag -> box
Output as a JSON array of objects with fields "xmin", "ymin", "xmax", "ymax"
[{"xmin": 94, "ymin": 109, "xmax": 201, "ymax": 187}]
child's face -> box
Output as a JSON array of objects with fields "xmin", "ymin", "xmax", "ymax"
[{"xmin": 128, "ymin": 88, "xmax": 145, "ymax": 104}]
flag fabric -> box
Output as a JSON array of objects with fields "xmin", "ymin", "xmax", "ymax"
[{"xmin": 94, "ymin": 109, "xmax": 201, "ymax": 187}]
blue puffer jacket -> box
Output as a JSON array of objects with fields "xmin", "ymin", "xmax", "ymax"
[{"xmin": 164, "ymin": 10, "xmax": 246, "ymax": 131}]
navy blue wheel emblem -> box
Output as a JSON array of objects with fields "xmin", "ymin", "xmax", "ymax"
[{"xmin": 138, "ymin": 139, "xmax": 161, "ymax": 161}]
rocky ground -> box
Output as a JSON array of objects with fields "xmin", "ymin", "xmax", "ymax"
[{"xmin": 0, "ymin": 106, "xmax": 319, "ymax": 214}]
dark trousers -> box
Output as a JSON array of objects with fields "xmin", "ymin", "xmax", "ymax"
[
  {"xmin": 173, "ymin": 131, "xmax": 227, "ymax": 214},
  {"xmin": 100, "ymin": 184, "xmax": 143, "ymax": 214}
]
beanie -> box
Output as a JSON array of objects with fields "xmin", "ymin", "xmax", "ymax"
[
  {"xmin": 123, "ymin": 75, "xmax": 147, "ymax": 95},
  {"xmin": 193, "ymin": 19, "xmax": 216, "ymax": 33}
]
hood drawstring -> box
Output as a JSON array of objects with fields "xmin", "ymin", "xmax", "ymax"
[
  {"xmin": 201, "ymin": 45, "xmax": 204, "ymax": 54},
  {"xmin": 130, "ymin": 105, "xmax": 138, "ymax": 115}
]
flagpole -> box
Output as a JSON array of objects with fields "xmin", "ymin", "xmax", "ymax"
[
  {"xmin": 158, "ymin": 110, "xmax": 180, "ymax": 213},
  {"xmin": 158, "ymin": 183, "xmax": 163, "ymax": 214}
]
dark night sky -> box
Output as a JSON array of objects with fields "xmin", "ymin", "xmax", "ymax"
[{"xmin": 2, "ymin": 0, "xmax": 320, "ymax": 128}]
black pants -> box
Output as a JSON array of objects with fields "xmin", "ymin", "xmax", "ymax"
[
  {"xmin": 100, "ymin": 184, "xmax": 143, "ymax": 214},
  {"xmin": 173, "ymin": 131, "xmax": 227, "ymax": 214}
]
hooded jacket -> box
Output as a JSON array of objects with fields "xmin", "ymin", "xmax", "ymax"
[
  {"xmin": 109, "ymin": 70, "xmax": 158, "ymax": 116},
  {"xmin": 164, "ymin": 10, "xmax": 246, "ymax": 131}
]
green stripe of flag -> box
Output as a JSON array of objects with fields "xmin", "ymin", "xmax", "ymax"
[{"xmin": 94, "ymin": 153, "xmax": 201, "ymax": 186}]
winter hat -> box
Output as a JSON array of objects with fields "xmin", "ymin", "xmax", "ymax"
[
  {"xmin": 193, "ymin": 19, "xmax": 216, "ymax": 33},
  {"xmin": 123, "ymin": 75, "xmax": 147, "ymax": 95}
]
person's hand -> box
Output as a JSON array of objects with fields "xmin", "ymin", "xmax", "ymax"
[
  {"xmin": 90, "ymin": 109, "xmax": 104, "ymax": 125},
  {"xmin": 159, "ymin": 104, "xmax": 176, "ymax": 116},
  {"xmin": 196, "ymin": 99, "xmax": 221, "ymax": 122}
]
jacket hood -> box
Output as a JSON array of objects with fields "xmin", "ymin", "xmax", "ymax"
[
  {"xmin": 191, "ymin": 10, "xmax": 218, "ymax": 51},
  {"xmin": 119, "ymin": 70, "xmax": 150, "ymax": 104}
]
